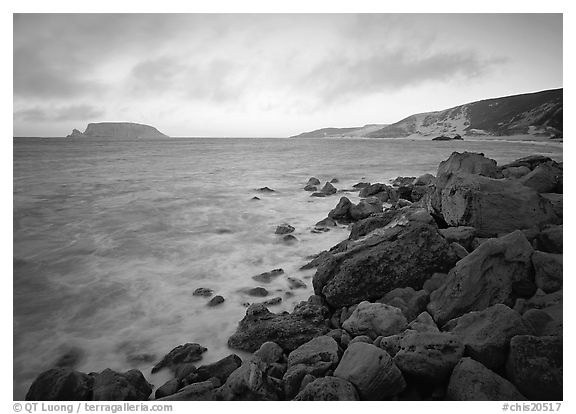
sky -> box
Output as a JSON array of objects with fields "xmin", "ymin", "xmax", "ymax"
[{"xmin": 13, "ymin": 13, "xmax": 563, "ymax": 137}]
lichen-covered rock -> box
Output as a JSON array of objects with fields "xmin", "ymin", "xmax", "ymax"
[
  {"xmin": 282, "ymin": 336, "xmax": 339, "ymax": 398},
  {"xmin": 442, "ymin": 304, "xmax": 532, "ymax": 370},
  {"xmin": 342, "ymin": 301, "xmax": 407, "ymax": 339},
  {"xmin": 293, "ymin": 377, "xmax": 359, "ymax": 401},
  {"xmin": 25, "ymin": 368, "xmax": 93, "ymax": 401},
  {"xmin": 227, "ymin": 302, "xmax": 329, "ymax": 352},
  {"xmin": 313, "ymin": 221, "xmax": 457, "ymax": 308},
  {"xmin": 506, "ymin": 335, "xmax": 562, "ymax": 400},
  {"xmin": 447, "ymin": 358, "xmax": 526, "ymax": 401},
  {"xmin": 427, "ymin": 230, "xmax": 534, "ymax": 325},
  {"xmin": 532, "ymin": 251, "xmax": 562, "ymax": 293},
  {"xmin": 92, "ymin": 369, "xmax": 152, "ymax": 401},
  {"xmin": 334, "ymin": 343, "xmax": 406, "ymax": 400},
  {"xmin": 393, "ymin": 332, "xmax": 464, "ymax": 382}
]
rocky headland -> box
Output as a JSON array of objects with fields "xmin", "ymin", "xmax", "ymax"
[
  {"xmin": 66, "ymin": 122, "xmax": 168, "ymax": 139},
  {"xmin": 25, "ymin": 151, "xmax": 562, "ymax": 401}
]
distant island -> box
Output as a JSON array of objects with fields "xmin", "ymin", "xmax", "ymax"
[
  {"xmin": 291, "ymin": 88, "xmax": 563, "ymax": 140},
  {"xmin": 66, "ymin": 122, "xmax": 169, "ymax": 138}
]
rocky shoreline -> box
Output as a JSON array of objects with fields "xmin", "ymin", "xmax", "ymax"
[{"xmin": 25, "ymin": 151, "xmax": 563, "ymax": 401}]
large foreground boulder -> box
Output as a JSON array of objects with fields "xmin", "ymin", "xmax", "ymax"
[
  {"xmin": 341, "ymin": 301, "xmax": 407, "ymax": 339},
  {"xmin": 427, "ymin": 230, "xmax": 534, "ymax": 325},
  {"xmin": 313, "ymin": 221, "xmax": 457, "ymax": 307},
  {"xmin": 506, "ymin": 335, "xmax": 562, "ymax": 401},
  {"xmin": 334, "ymin": 342, "xmax": 406, "ymax": 400},
  {"xmin": 447, "ymin": 358, "xmax": 526, "ymax": 401},
  {"xmin": 26, "ymin": 368, "xmax": 93, "ymax": 401},
  {"xmin": 227, "ymin": 302, "xmax": 329, "ymax": 352},
  {"xmin": 294, "ymin": 377, "xmax": 359, "ymax": 401},
  {"xmin": 92, "ymin": 369, "xmax": 152, "ymax": 401},
  {"xmin": 442, "ymin": 304, "xmax": 532, "ymax": 370}
]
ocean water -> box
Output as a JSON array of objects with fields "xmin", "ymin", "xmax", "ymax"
[{"xmin": 13, "ymin": 137, "xmax": 562, "ymax": 399}]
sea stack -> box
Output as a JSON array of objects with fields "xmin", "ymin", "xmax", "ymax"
[{"xmin": 66, "ymin": 122, "xmax": 169, "ymax": 138}]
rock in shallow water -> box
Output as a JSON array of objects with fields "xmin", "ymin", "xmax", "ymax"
[{"xmin": 151, "ymin": 343, "xmax": 207, "ymax": 374}]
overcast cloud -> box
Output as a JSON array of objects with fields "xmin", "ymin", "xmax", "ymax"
[{"xmin": 13, "ymin": 14, "xmax": 562, "ymax": 137}]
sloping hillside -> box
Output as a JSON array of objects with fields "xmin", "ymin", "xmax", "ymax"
[{"xmin": 290, "ymin": 124, "xmax": 388, "ymax": 138}]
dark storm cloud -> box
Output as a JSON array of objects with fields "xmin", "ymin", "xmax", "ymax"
[
  {"xmin": 304, "ymin": 49, "xmax": 506, "ymax": 102},
  {"xmin": 14, "ymin": 104, "xmax": 104, "ymax": 122}
]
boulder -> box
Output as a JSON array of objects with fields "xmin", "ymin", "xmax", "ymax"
[
  {"xmin": 393, "ymin": 332, "xmax": 464, "ymax": 382},
  {"xmin": 519, "ymin": 162, "xmax": 562, "ymax": 193},
  {"xmin": 541, "ymin": 193, "xmax": 562, "ymax": 219},
  {"xmin": 407, "ymin": 312, "xmax": 439, "ymax": 333},
  {"xmin": 304, "ymin": 184, "xmax": 317, "ymax": 192},
  {"xmin": 315, "ymin": 217, "xmax": 337, "ymax": 229},
  {"xmin": 534, "ymin": 225, "xmax": 562, "ymax": 253},
  {"xmin": 392, "ymin": 176, "xmax": 416, "ymax": 187},
  {"xmin": 294, "ymin": 377, "xmax": 359, "ymax": 401},
  {"xmin": 532, "ymin": 251, "xmax": 562, "ymax": 293},
  {"xmin": 158, "ymin": 379, "xmax": 218, "ymax": 401},
  {"xmin": 349, "ymin": 199, "xmax": 383, "ymax": 220},
  {"xmin": 348, "ymin": 210, "xmax": 398, "ymax": 240},
  {"xmin": 413, "ymin": 173, "xmax": 435, "ymax": 186},
  {"xmin": 442, "ymin": 304, "xmax": 532, "ymax": 370},
  {"xmin": 349, "ymin": 335, "xmax": 373, "ymax": 345},
  {"xmin": 207, "ymin": 295, "xmax": 225, "ymax": 307},
  {"xmin": 313, "ymin": 221, "xmax": 457, "ymax": 308},
  {"xmin": 342, "ymin": 301, "xmax": 407, "ymax": 339},
  {"xmin": 227, "ymin": 302, "xmax": 329, "ymax": 352},
  {"xmin": 311, "ymin": 192, "xmax": 327, "ymax": 197},
  {"xmin": 328, "ymin": 197, "xmax": 352, "ymax": 221},
  {"xmin": 307, "ymin": 177, "xmax": 321, "ymax": 186},
  {"xmin": 152, "ymin": 343, "xmax": 207, "ymax": 373},
  {"xmin": 25, "ymin": 368, "xmax": 93, "ymax": 401},
  {"xmin": 275, "ymin": 224, "xmax": 295, "ymax": 234},
  {"xmin": 193, "ymin": 288, "xmax": 213, "ymax": 297},
  {"xmin": 214, "ymin": 342, "xmax": 284, "ymax": 400},
  {"xmin": 155, "ymin": 379, "xmax": 180, "ymax": 399},
  {"xmin": 501, "ymin": 155, "xmax": 553, "ymax": 170},
  {"xmin": 427, "ymin": 230, "xmax": 534, "ymax": 326},
  {"xmin": 506, "ymin": 335, "xmax": 562, "ymax": 400},
  {"xmin": 439, "ymin": 172, "xmax": 558, "ymax": 237},
  {"xmin": 320, "ymin": 182, "xmax": 337, "ymax": 195},
  {"xmin": 282, "ymin": 336, "xmax": 339, "ymax": 398},
  {"xmin": 282, "ymin": 234, "xmax": 298, "ymax": 244},
  {"xmin": 422, "ymin": 272, "xmax": 447, "ymax": 294},
  {"xmin": 377, "ymin": 287, "xmax": 429, "ymax": 322},
  {"xmin": 334, "ymin": 342, "xmax": 406, "ymax": 400},
  {"xmin": 330, "ymin": 178, "xmax": 339, "ymax": 183},
  {"xmin": 92, "ymin": 369, "xmax": 152, "ymax": 401},
  {"xmin": 257, "ymin": 187, "xmax": 276, "ymax": 193},
  {"xmin": 353, "ymin": 182, "xmax": 370, "ymax": 189},
  {"xmin": 522, "ymin": 309, "xmax": 554, "ymax": 337},
  {"xmin": 502, "ymin": 166, "xmax": 531, "ymax": 179},
  {"xmin": 438, "ymin": 226, "xmax": 476, "ymax": 251},
  {"xmin": 411, "ymin": 185, "xmax": 429, "ymax": 202},
  {"xmin": 183, "ymin": 354, "xmax": 242, "ymax": 386},
  {"xmin": 253, "ymin": 268, "xmax": 284, "ymax": 283},
  {"xmin": 287, "ymin": 277, "xmax": 307, "ymax": 289},
  {"xmin": 359, "ymin": 183, "xmax": 397, "ymax": 202},
  {"xmin": 447, "ymin": 358, "xmax": 526, "ymax": 401}
]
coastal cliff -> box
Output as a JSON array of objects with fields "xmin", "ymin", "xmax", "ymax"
[{"xmin": 66, "ymin": 122, "xmax": 168, "ymax": 138}]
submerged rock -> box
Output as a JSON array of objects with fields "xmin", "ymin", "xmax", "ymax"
[
  {"xmin": 275, "ymin": 224, "xmax": 295, "ymax": 234},
  {"xmin": 253, "ymin": 268, "xmax": 284, "ymax": 283},
  {"xmin": 152, "ymin": 343, "xmax": 207, "ymax": 374},
  {"xmin": 207, "ymin": 295, "xmax": 225, "ymax": 307},
  {"xmin": 227, "ymin": 302, "xmax": 329, "ymax": 352},
  {"xmin": 193, "ymin": 288, "xmax": 213, "ymax": 297}
]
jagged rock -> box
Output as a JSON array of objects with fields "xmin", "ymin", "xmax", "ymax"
[
  {"xmin": 275, "ymin": 224, "xmax": 295, "ymax": 234},
  {"xmin": 152, "ymin": 343, "xmax": 207, "ymax": 373},
  {"xmin": 313, "ymin": 221, "xmax": 457, "ymax": 308},
  {"xmin": 532, "ymin": 251, "xmax": 562, "ymax": 293},
  {"xmin": 253, "ymin": 268, "xmax": 284, "ymax": 283},
  {"xmin": 282, "ymin": 336, "xmax": 339, "ymax": 398},
  {"xmin": 207, "ymin": 295, "xmax": 225, "ymax": 306},
  {"xmin": 442, "ymin": 304, "xmax": 532, "ymax": 370},
  {"xmin": 334, "ymin": 342, "xmax": 406, "ymax": 400},
  {"xmin": 193, "ymin": 288, "xmax": 213, "ymax": 297},
  {"xmin": 92, "ymin": 369, "xmax": 152, "ymax": 401},
  {"xmin": 501, "ymin": 155, "xmax": 553, "ymax": 170},
  {"xmin": 413, "ymin": 173, "xmax": 435, "ymax": 186},
  {"xmin": 535, "ymin": 224, "xmax": 562, "ymax": 253},
  {"xmin": 407, "ymin": 312, "xmax": 439, "ymax": 333},
  {"xmin": 394, "ymin": 332, "xmax": 464, "ymax": 382},
  {"xmin": 155, "ymin": 379, "xmax": 180, "ymax": 399},
  {"xmin": 294, "ymin": 377, "xmax": 359, "ymax": 401},
  {"xmin": 320, "ymin": 182, "xmax": 337, "ymax": 195},
  {"xmin": 447, "ymin": 358, "xmax": 526, "ymax": 401},
  {"xmin": 158, "ymin": 379, "xmax": 218, "ymax": 401},
  {"xmin": 227, "ymin": 302, "xmax": 329, "ymax": 352},
  {"xmin": 25, "ymin": 368, "xmax": 93, "ymax": 401},
  {"xmin": 506, "ymin": 335, "xmax": 562, "ymax": 400},
  {"xmin": 307, "ymin": 177, "xmax": 321, "ymax": 186},
  {"xmin": 438, "ymin": 226, "xmax": 476, "ymax": 251},
  {"xmin": 66, "ymin": 128, "xmax": 84, "ymax": 138},
  {"xmin": 377, "ymin": 287, "xmax": 429, "ymax": 322},
  {"xmin": 519, "ymin": 161, "xmax": 562, "ymax": 193},
  {"xmin": 427, "ymin": 230, "xmax": 534, "ymax": 326},
  {"xmin": 439, "ymin": 172, "xmax": 558, "ymax": 237},
  {"xmin": 342, "ymin": 301, "xmax": 407, "ymax": 339},
  {"xmin": 422, "ymin": 272, "xmax": 447, "ymax": 294},
  {"xmin": 214, "ymin": 342, "xmax": 284, "ymax": 400}
]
